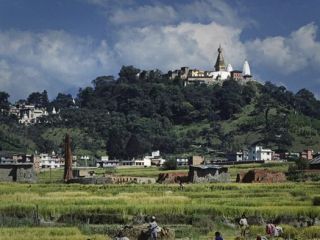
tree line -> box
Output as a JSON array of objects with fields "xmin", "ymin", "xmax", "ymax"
[{"xmin": 0, "ymin": 66, "xmax": 320, "ymax": 158}]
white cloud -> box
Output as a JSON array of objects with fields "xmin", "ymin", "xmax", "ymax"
[
  {"xmin": 109, "ymin": 4, "xmax": 177, "ymax": 26},
  {"xmin": 114, "ymin": 22, "xmax": 247, "ymax": 72},
  {"xmin": 178, "ymin": 0, "xmax": 249, "ymax": 28},
  {"xmin": 246, "ymin": 23, "xmax": 320, "ymax": 74},
  {"xmin": 93, "ymin": 0, "xmax": 251, "ymax": 28},
  {"xmin": 3, "ymin": 0, "xmax": 320, "ymax": 101},
  {"xmin": 0, "ymin": 30, "xmax": 116, "ymax": 100}
]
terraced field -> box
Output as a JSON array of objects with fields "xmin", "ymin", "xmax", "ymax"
[{"xmin": 1, "ymin": 180, "xmax": 320, "ymax": 239}]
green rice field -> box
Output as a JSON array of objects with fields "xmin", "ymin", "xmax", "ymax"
[{"xmin": 1, "ymin": 163, "xmax": 320, "ymax": 239}]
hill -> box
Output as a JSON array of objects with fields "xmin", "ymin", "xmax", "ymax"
[{"xmin": 0, "ymin": 65, "xmax": 320, "ymax": 158}]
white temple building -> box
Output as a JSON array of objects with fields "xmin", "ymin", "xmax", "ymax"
[{"xmin": 167, "ymin": 45, "xmax": 253, "ymax": 85}]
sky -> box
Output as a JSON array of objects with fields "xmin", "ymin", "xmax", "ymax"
[{"xmin": 1, "ymin": 0, "xmax": 320, "ymax": 100}]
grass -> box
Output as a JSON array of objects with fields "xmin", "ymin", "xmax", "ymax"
[
  {"xmin": 1, "ymin": 181, "xmax": 320, "ymax": 220},
  {"xmin": 0, "ymin": 227, "xmax": 108, "ymax": 240},
  {"xmin": 7, "ymin": 163, "xmax": 320, "ymax": 239}
]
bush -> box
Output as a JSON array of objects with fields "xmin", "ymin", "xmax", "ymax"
[
  {"xmin": 312, "ymin": 196, "xmax": 320, "ymax": 206},
  {"xmin": 162, "ymin": 159, "xmax": 177, "ymax": 170}
]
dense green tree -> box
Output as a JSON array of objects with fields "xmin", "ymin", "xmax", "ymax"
[
  {"xmin": 162, "ymin": 158, "xmax": 177, "ymax": 170},
  {"xmin": 0, "ymin": 91, "xmax": 10, "ymax": 111},
  {"xmin": 52, "ymin": 93, "xmax": 74, "ymax": 110},
  {"xmin": 27, "ymin": 90, "xmax": 49, "ymax": 108},
  {"xmin": 118, "ymin": 65, "xmax": 140, "ymax": 83},
  {"xmin": 295, "ymin": 88, "xmax": 320, "ymax": 118}
]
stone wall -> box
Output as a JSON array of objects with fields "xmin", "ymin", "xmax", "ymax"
[
  {"xmin": 237, "ymin": 169, "xmax": 286, "ymax": 183},
  {"xmin": 69, "ymin": 175, "xmax": 156, "ymax": 184},
  {"xmin": 157, "ymin": 172, "xmax": 189, "ymax": 183},
  {"xmin": 0, "ymin": 164, "xmax": 36, "ymax": 183},
  {"xmin": 189, "ymin": 166, "xmax": 230, "ymax": 183}
]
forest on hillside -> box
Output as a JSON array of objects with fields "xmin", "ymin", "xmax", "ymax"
[{"xmin": 0, "ymin": 66, "xmax": 320, "ymax": 159}]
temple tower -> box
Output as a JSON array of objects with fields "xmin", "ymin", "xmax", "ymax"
[{"xmin": 214, "ymin": 45, "xmax": 226, "ymax": 71}]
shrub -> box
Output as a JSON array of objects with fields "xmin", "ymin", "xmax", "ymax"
[
  {"xmin": 162, "ymin": 159, "xmax": 177, "ymax": 170},
  {"xmin": 312, "ymin": 196, "xmax": 320, "ymax": 206}
]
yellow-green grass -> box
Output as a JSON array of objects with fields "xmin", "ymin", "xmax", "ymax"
[
  {"xmin": 0, "ymin": 227, "xmax": 108, "ymax": 240},
  {"xmin": 1, "ymin": 182, "xmax": 320, "ymax": 219}
]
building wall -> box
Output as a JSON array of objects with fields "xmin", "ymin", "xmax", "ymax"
[
  {"xmin": 0, "ymin": 166, "xmax": 15, "ymax": 181},
  {"xmin": 188, "ymin": 166, "xmax": 230, "ymax": 183},
  {"xmin": 0, "ymin": 164, "xmax": 36, "ymax": 183},
  {"xmin": 189, "ymin": 156, "xmax": 204, "ymax": 165},
  {"xmin": 248, "ymin": 146, "xmax": 273, "ymax": 161}
]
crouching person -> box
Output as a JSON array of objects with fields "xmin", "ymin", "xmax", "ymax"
[{"xmin": 115, "ymin": 231, "xmax": 129, "ymax": 240}]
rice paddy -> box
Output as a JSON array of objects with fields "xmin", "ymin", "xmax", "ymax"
[{"xmin": 1, "ymin": 163, "xmax": 320, "ymax": 239}]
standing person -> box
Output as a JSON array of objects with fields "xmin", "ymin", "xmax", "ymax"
[
  {"xmin": 215, "ymin": 231, "xmax": 224, "ymax": 240},
  {"xmin": 179, "ymin": 180, "xmax": 185, "ymax": 190},
  {"xmin": 239, "ymin": 214, "xmax": 249, "ymax": 237},
  {"xmin": 149, "ymin": 216, "xmax": 159, "ymax": 240}
]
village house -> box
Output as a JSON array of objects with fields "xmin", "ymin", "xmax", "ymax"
[
  {"xmin": 39, "ymin": 152, "xmax": 62, "ymax": 168},
  {"xmin": 176, "ymin": 158, "xmax": 188, "ymax": 166},
  {"xmin": 146, "ymin": 150, "xmax": 166, "ymax": 166},
  {"xmin": 300, "ymin": 148, "xmax": 313, "ymax": 160},
  {"xmin": 96, "ymin": 151, "xmax": 166, "ymax": 167},
  {"xmin": 9, "ymin": 103, "xmax": 57, "ymax": 125},
  {"xmin": 309, "ymin": 155, "xmax": 320, "ymax": 169},
  {"xmin": 227, "ymin": 150, "xmax": 249, "ymax": 162},
  {"xmin": 96, "ymin": 156, "xmax": 120, "ymax": 167},
  {"xmin": 188, "ymin": 155, "xmax": 204, "ymax": 165},
  {"xmin": 248, "ymin": 146, "xmax": 273, "ymax": 161}
]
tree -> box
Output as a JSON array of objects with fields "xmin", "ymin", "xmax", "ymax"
[
  {"xmin": 162, "ymin": 158, "xmax": 177, "ymax": 170},
  {"xmin": 92, "ymin": 75, "xmax": 115, "ymax": 89},
  {"xmin": 295, "ymin": 88, "xmax": 320, "ymax": 118},
  {"xmin": 52, "ymin": 93, "xmax": 74, "ymax": 110},
  {"xmin": 0, "ymin": 91, "xmax": 10, "ymax": 111},
  {"xmin": 125, "ymin": 134, "xmax": 150, "ymax": 159},
  {"xmin": 27, "ymin": 90, "xmax": 49, "ymax": 108},
  {"xmin": 118, "ymin": 65, "xmax": 140, "ymax": 83},
  {"xmin": 106, "ymin": 127, "xmax": 129, "ymax": 159}
]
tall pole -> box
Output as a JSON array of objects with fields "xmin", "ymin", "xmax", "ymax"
[{"xmin": 63, "ymin": 133, "xmax": 73, "ymax": 182}]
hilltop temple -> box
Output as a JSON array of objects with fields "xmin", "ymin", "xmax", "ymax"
[{"xmin": 167, "ymin": 45, "xmax": 253, "ymax": 85}]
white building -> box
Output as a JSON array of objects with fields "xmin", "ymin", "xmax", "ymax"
[
  {"xmin": 121, "ymin": 151, "xmax": 166, "ymax": 167},
  {"xmin": 96, "ymin": 156, "xmax": 120, "ymax": 167},
  {"xmin": 248, "ymin": 146, "xmax": 273, "ymax": 161},
  {"xmin": 39, "ymin": 153, "xmax": 62, "ymax": 168},
  {"xmin": 134, "ymin": 158, "xmax": 151, "ymax": 167},
  {"xmin": 147, "ymin": 150, "xmax": 166, "ymax": 166},
  {"xmin": 9, "ymin": 103, "xmax": 53, "ymax": 125},
  {"xmin": 168, "ymin": 45, "xmax": 253, "ymax": 85},
  {"xmin": 176, "ymin": 158, "xmax": 188, "ymax": 166}
]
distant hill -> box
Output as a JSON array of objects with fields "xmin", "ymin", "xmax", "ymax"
[{"xmin": 1, "ymin": 65, "xmax": 320, "ymax": 158}]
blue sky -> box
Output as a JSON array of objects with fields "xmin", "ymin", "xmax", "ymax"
[{"xmin": 1, "ymin": 0, "xmax": 320, "ymax": 100}]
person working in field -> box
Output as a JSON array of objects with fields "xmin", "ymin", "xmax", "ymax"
[
  {"xmin": 266, "ymin": 223, "xmax": 283, "ymax": 238},
  {"xmin": 256, "ymin": 235, "xmax": 268, "ymax": 240},
  {"xmin": 179, "ymin": 180, "xmax": 185, "ymax": 190},
  {"xmin": 239, "ymin": 214, "xmax": 249, "ymax": 237},
  {"xmin": 114, "ymin": 231, "xmax": 129, "ymax": 240},
  {"xmin": 149, "ymin": 216, "xmax": 159, "ymax": 240},
  {"xmin": 215, "ymin": 231, "xmax": 224, "ymax": 240}
]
